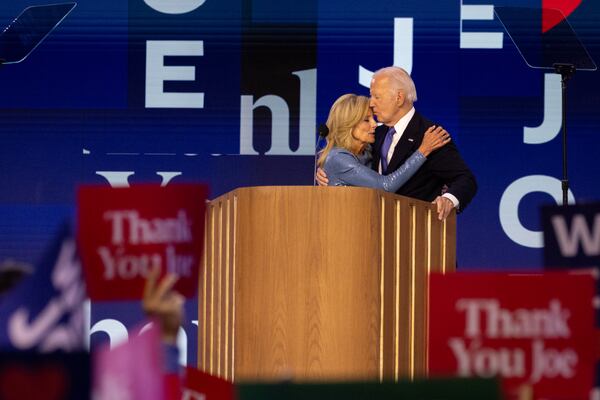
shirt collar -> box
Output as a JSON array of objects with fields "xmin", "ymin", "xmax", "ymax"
[{"xmin": 392, "ymin": 107, "xmax": 415, "ymax": 136}]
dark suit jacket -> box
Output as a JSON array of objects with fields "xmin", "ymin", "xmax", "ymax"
[{"xmin": 371, "ymin": 111, "xmax": 477, "ymax": 211}]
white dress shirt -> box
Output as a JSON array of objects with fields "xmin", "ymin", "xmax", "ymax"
[{"xmin": 378, "ymin": 107, "xmax": 415, "ymax": 174}]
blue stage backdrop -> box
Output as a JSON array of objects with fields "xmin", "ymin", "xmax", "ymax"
[{"xmin": 1, "ymin": 0, "xmax": 599, "ymax": 367}]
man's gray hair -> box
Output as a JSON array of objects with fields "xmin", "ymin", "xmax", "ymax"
[{"xmin": 373, "ymin": 66, "xmax": 418, "ymax": 103}]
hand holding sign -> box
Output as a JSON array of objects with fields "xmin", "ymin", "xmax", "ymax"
[{"xmin": 77, "ymin": 184, "xmax": 208, "ymax": 300}]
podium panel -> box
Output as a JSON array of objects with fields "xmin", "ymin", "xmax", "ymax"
[{"xmin": 198, "ymin": 186, "xmax": 455, "ymax": 382}]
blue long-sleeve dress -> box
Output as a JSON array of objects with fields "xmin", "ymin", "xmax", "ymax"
[{"xmin": 323, "ymin": 147, "xmax": 426, "ymax": 192}]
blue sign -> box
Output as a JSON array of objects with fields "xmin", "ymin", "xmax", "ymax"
[
  {"xmin": 543, "ymin": 203, "xmax": 600, "ymax": 269},
  {"xmin": 0, "ymin": 224, "xmax": 84, "ymax": 352}
]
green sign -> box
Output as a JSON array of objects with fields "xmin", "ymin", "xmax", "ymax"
[{"xmin": 237, "ymin": 378, "xmax": 501, "ymax": 400}]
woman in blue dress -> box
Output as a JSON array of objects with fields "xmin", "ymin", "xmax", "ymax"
[{"xmin": 317, "ymin": 94, "xmax": 450, "ymax": 192}]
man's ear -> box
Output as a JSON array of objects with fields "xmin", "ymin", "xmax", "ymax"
[{"xmin": 396, "ymin": 90, "xmax": 405, "ymax": 107}]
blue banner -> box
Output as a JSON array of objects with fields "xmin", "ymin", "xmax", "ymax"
[{"xmin": 0, "ymin": 224, "xmax": 84, "ymax": 352}]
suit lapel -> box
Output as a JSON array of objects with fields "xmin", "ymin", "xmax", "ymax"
[{"xmin": 387, "ymin": 112, "xmax": 421, "ymax": 173}]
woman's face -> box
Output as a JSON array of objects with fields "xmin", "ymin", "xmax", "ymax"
[{"xmin": 351, "ymin": 110, "xmax": 377, "ymax": 145}]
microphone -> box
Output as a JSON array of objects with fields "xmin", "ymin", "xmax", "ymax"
[{"xmin": 318, "ymin": 124, "xmax": 329, "ymax": 138}]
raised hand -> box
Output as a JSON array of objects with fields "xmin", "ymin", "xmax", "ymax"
[
  {"xmin": 143, "ymin": 268, "xmax": 185, "ymax": 344},
  {"xmin": 418, "ymin": 125, "xmax": 451, "ymax": 157}
]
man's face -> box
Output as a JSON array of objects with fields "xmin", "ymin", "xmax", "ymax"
[{"xmin": 369, "ymin": 75, "xmax": 402, "ymax": 126}]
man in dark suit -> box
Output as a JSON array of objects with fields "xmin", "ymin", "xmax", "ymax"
[{"xmin": 318, "ymin": 66, "xmax": 477, "ymax": 220}]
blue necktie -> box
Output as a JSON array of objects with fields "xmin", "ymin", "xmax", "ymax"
[{"xmin": 380, "ymin": 127, "xmax": 396, "ymax": 173}]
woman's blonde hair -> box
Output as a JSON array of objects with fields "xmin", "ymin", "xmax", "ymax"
[{"xmin": 317, "ymin": 94, "xmax": 371, "ymax": 168}]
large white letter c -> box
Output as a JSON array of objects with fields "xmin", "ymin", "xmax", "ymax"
[
  {"xmin": 144, "ymin": 0, "xmax": 207, "ymax": 15},
  {"xmin": 499, "ymin": 175, "xmax": 575, "ymax": 248}
]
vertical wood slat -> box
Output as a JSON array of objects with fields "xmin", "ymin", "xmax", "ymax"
[
  {"xmin": 230, "ymin": 195, "xmax": 238, "ymax": 380},
  {"xmin": 412, "ymin": 204, "xmax": 426, "ymax": 377},
  {"xmin": 409, "ymin": 204, "xmax": 417, "ymax": 378},
  {"xmin": 393, "ymin": 200, "xmax": 401, "ymax": 381},
  {"xmin": 216, "ymin": 202, "xmax": 222, "ymax": 377},
  {"xmin": 392, "ymin": 197, "xmax": 412, "ymax": 378},
  {"xmin": 198, "ymin": 187, "xmax": 455, "ymax": 382},
  {"xmin": 379, "ymin": 196, "xmax": 386, "ymax": 380},
  {"xmin": 209, "ymin": 203, "xmax": 216, "ymax": 373},
  {"xmin": 199, "ymin": 202, "xmax": 210, "ymax": 371}
]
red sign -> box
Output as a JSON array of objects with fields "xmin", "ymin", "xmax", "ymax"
[
  {"xmin": 77, "ymin": 184, "xmax": 207, "ymax": 300},
  {"xmin": 183, "ymin": 367, "xmax": 234, "ymax": 400},
  {"xmin": 428, "ymin": 272, "xmax": 595, "ymax": 400}
]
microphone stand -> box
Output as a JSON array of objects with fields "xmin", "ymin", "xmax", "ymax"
[
  {"xmin": 553, "ymin": 63, "xmax": 576, "ymax": 206},
  {"xmin": 314, "ymin": 135, "xmax": 325, "ymax": 186},
  {"xmin": 314, "ymin": 124, "xmax": 329, "ymax": 186}
]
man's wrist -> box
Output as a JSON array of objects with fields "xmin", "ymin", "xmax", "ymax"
[{"xmin": 442, "ymin": 193, "xmax": 459, "ymax": 209}]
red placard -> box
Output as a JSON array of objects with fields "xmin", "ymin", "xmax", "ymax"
[
  {"xmin": 77, "ymin": 184, "xmax": 207, "ymax": 300},
  {"xmin": 428, "ymin": 272, "xmax": 595, "ymax": 400},
  {"xmin": 183, "ymin": 367, "xmax": 234, "ymax": 400}
]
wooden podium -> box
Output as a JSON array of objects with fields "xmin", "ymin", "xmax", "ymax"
[{"xmin": 197, "ymin": 186, "xmax": 455, "ymax": 382}]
